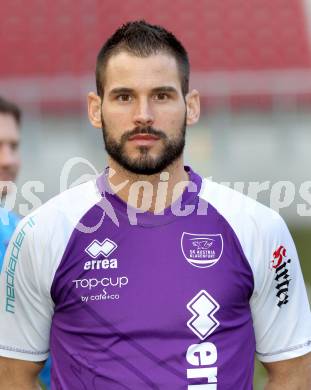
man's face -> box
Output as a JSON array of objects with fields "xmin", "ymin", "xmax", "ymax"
[
  {"xmin": 99, "ymin": 51, "xmax": 187, "ymax": 175},
  {"xmin": 0, "ymin": 113, "xmax": 20, "ymax": 193}
]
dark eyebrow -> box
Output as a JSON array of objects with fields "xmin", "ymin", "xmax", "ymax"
[
  {"xmin": 151, "ymin": 86, "xmax": 178, "ymax": 94},
  {"xmin": 108, "ymin": 86, "xmax": 178, "ymax": 96},
  {"xmin": 109, "ymin": 88, "xmax": 134, "ymax": 96}
]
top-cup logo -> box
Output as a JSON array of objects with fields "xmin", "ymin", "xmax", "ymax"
[
  {"xmin": 85, "ymin": 238, "xmax": 117, "ymax": 258},
  {"xmin": 271, "ymin": 245, "xmax": 291, "ymax": 307},
  {"xmin": 181, "ymin": 233, "xmax": 223, "ymax": 268}
]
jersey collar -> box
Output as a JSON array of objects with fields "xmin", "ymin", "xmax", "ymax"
[{"xmin": 96, "ymin": 166, "xmax": 203, "ymax": 227}]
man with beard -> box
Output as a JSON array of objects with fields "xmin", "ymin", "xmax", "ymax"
[{"xmin": 0, "ymin": 21, "xmax": 310, "ymax": 390}]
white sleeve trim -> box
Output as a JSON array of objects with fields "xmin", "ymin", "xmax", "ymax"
[
  {"xmin": 257, "ymin": 340, "xmax": 311, "ymax": 363},
  {"xmin": 0, "ymin": 344, "xmax": 49, "ymax": 362}
]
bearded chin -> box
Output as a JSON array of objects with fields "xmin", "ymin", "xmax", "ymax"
[{"xmin": 101, "ymin": 115, "xmax": 186, "ymax": 175}]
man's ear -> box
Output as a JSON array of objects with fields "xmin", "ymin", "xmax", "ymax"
[
  {"xmin": 87, "ymin": 92, "xmax": 102, "ymax": 129},
  {"xmin": 185, "ymin": 89, "xmax": 200, "ymax": 125}
]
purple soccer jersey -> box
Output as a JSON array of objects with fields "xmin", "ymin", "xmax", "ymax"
[{"xmin": 0, "ymin": 166, "xmax": 310, "ymax": 389}]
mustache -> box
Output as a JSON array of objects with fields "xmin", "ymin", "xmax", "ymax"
[{"xmin": 121, "ymin": 126, "xmax": 167, "ymax": 142}]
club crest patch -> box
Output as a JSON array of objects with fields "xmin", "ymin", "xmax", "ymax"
[{"xmin": 181, "ymin": 233, "xmax": 223, "ymax": 268}]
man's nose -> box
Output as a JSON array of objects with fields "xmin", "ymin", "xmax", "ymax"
[{"xmin": 133, "ymin": 98, "xmax": 154, "ymax": 127}]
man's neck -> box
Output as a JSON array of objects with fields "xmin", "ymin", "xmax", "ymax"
[{"xmin": 107, "ymin": 158, "xmax": 189, "ymax": 213}]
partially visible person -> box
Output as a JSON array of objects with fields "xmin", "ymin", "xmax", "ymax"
[
  {"xmin": 0, "ymin": 96, "xmax": 21, "ymax": 271},
  {"xmin": 0, "ymin": 96, "xmax": 51, "ymax": 389}
]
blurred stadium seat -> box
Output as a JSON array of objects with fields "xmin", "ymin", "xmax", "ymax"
[{"xmin": 1, "ymin": 0, "xmax": 311, "ymax": 109}]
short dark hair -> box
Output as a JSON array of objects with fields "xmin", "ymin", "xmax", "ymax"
[
  {"xmin": 96, "ymin": 20, "xmax": 189, "ymax": 98},
  {"xmin": 0, "ymin": 96, "xmax": 21, "ymax": 125}
]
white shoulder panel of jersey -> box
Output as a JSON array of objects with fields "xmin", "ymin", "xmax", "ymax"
[
  {"xmin": 0, "ymin": 179, "xmax": 102, "ymax": 361},
  {"xmin": 199, "ymin": 178, "xmax": 311, "ymax": 362},
  {"xmin": 199, "ymin": 178, "xmax": 281, "ymax": 280},
  {"xmin": 28, "ymin": 179, "xmax": 102, "ymax": 288}
]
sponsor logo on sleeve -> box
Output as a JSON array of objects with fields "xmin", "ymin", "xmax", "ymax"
[
  {"xmin": 186, "ymin": 290, "xmax": 220, "ymax": 388},
  {"xmin": 270, "ymin": 245, "xmax": 291, "ymax": 307},
  {"xmin": 5, "ymin": 217, "xmax": 36, "ymax": 314},
  {"xmin": 181, "ymin": 233, "xmax": 223, "ymax": 268}
]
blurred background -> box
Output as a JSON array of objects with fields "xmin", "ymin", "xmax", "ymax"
[{"xmin": 0, "ymin": 0, "xmax": 310, "ymax": 388}]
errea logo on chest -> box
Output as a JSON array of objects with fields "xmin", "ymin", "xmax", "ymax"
[
  {"xmin": 84, "ymin": 238, "xmax": 118, "ymax": 270},
  {"xmin": 84, "ymin": 258, "xmax": 118, "ymax": 270},
  {"xmin": 85, "ymin": 238, "xmax": 117, "ymax": 258}
]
